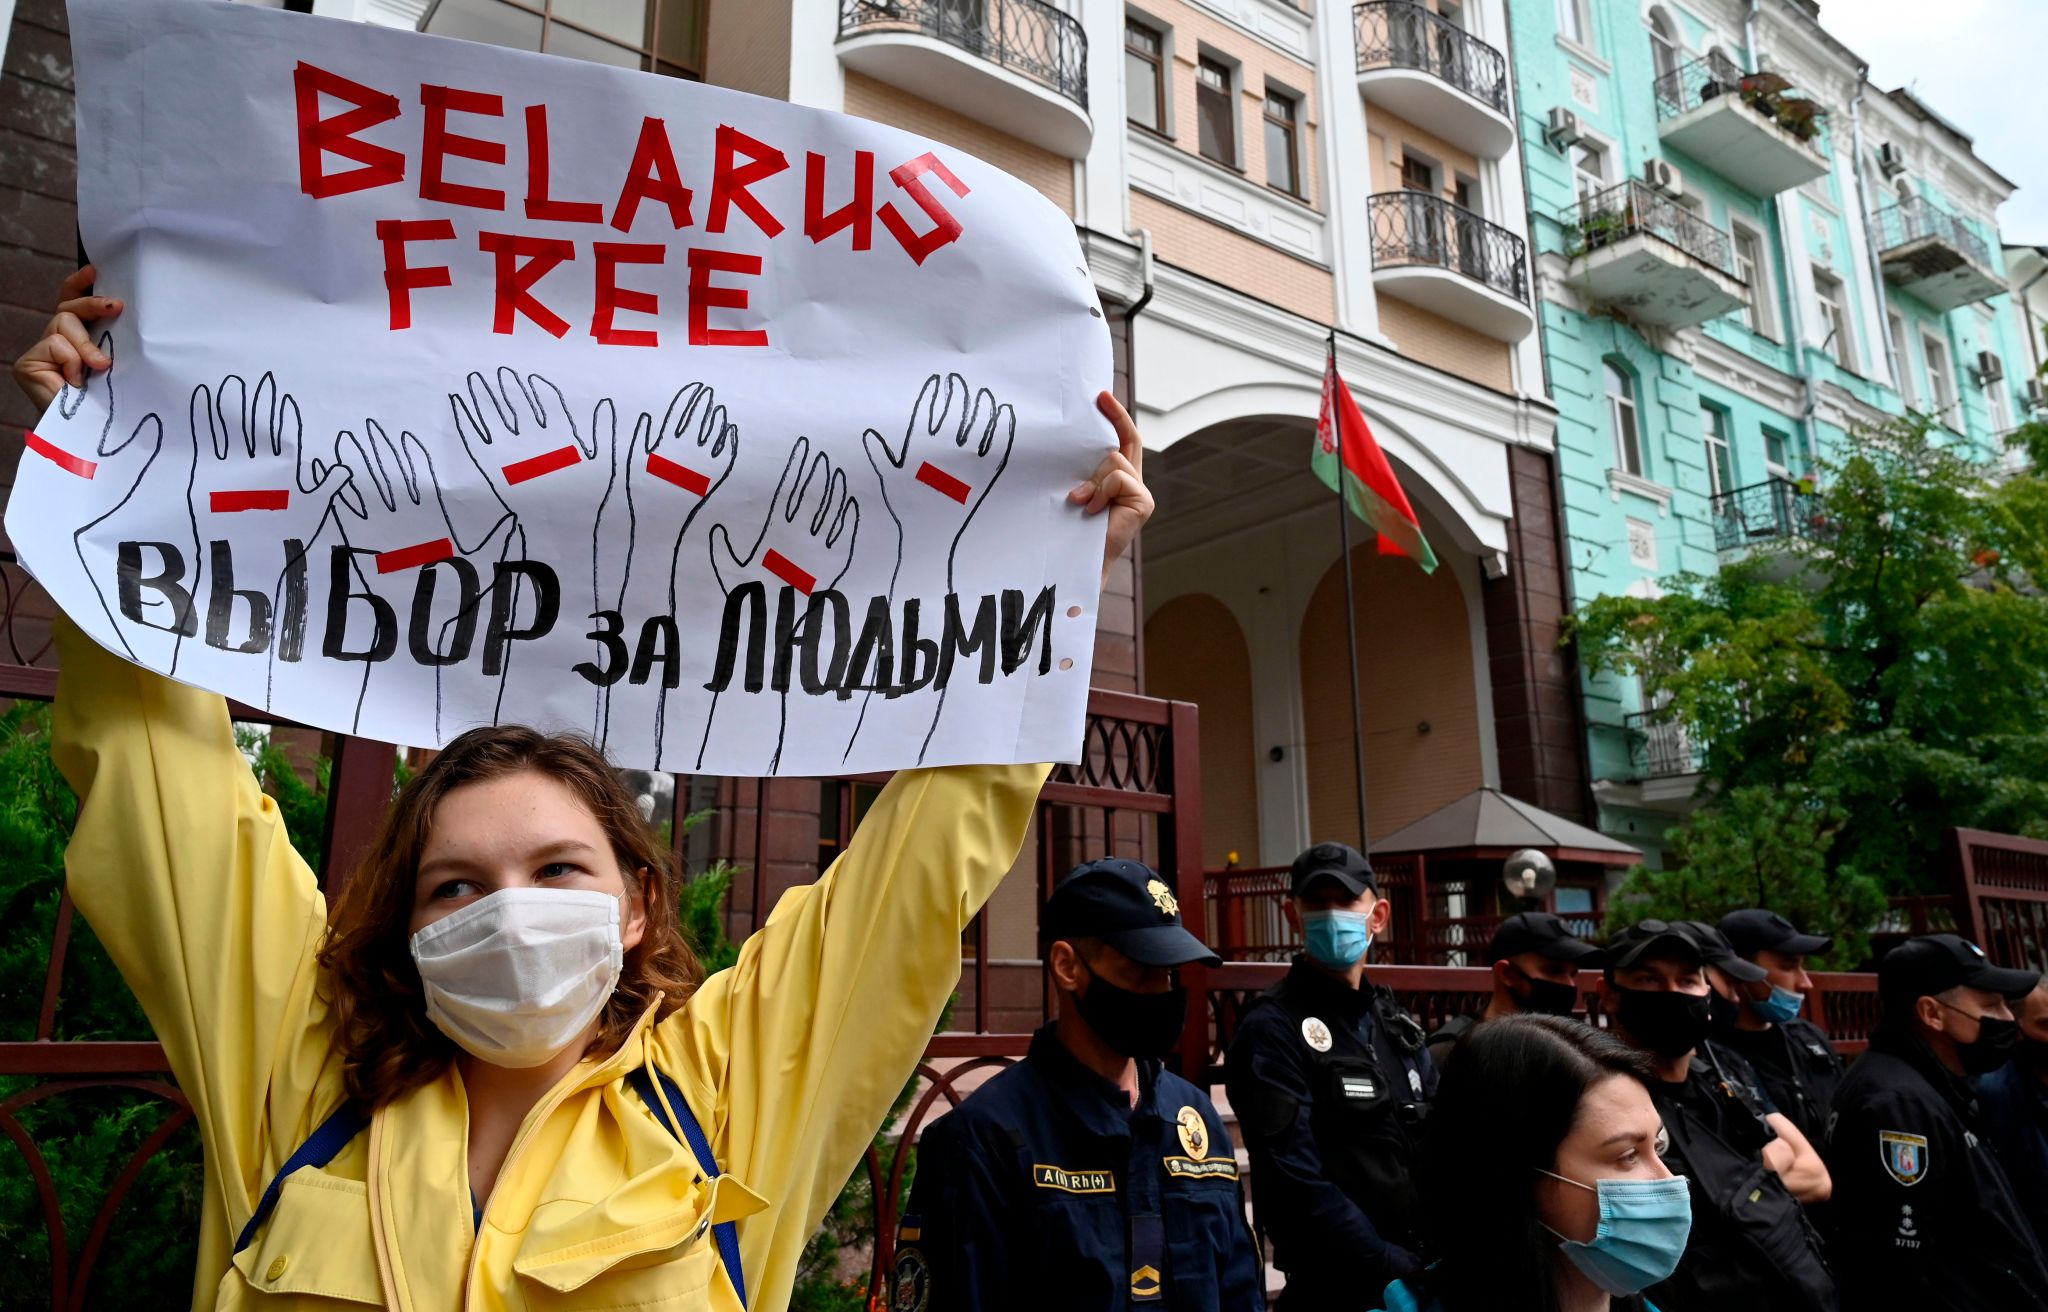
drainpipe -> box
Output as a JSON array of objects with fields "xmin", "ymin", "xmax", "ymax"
[
  {"xmin": 1122, "ymin": 229, "xmax": 1154, "ymax": 690},
  {"xmin": 1848, "ymin": 72, "xmax": 1901, "ymax": 395},
  {"xmin": 1749, "ymin": 0, "xmax": 1820, "ymax": 474},
  {"xmin": 2017, "ymin": 259, "xmax": 2048, "ymax": 385}
]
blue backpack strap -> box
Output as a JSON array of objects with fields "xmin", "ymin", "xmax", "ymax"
[
  {"xmin": 232, "ymin": 1101, "xmax": 372, "ymax": 1256},
  {"xmin": 628, "ymin": 1065, "xmax": 747, "ymax": 1309}
]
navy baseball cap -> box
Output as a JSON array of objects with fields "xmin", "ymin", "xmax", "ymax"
[
  {"xmin": 1679, "ymin": 920, "xmax": 1769, "ymax": 984},
  {"xmin": 1485, "ymin": 912, "xmax": 1603, "ymax": 966},
  {"xmin": 1603, "ymin": 918, "xmax": 1705, "ymax": 975},
  {"xmin": 1043, "ymin": 859, "xmax": 1221, "ymax": 968},
  {"xmin": 1289, "ymin": 842, "xmax": 1378, "ymax": 898},
  {"xmin": 1720, "ymin": 909, "xmax": 1832, "ymax": 958},
  {"xmin": 1879, "ymin": 934, "xmax": 2039, "ymax": 1005}
]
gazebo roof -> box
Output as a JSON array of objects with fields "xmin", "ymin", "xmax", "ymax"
[{"xmin": 1375, "ymin": 788, "xmax": 1642, "ymax": 867}]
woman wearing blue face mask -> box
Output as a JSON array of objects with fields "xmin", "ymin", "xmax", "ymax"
[{"xmin": 1376, "ymin": 1015, "xmax": 1689, "ymax": 1312}]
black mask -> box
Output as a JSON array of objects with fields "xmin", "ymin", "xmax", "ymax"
[
  {"xmin": 1707, "ymin": 987, "xmax": 1742, "ymax": 1029},
  {"xmin": 1956, "ymin": 1015, "xmax": 2021, "ymax": 1076},
  {"xmin": 1074, "ymin": 970, "xmax": 1188, "ymax": 1059},
  {"xmin": 1510, "ymin": 968, "xmax": 1578, "ymax": 1017},
  {"xmin": 1614, "ymin": 986, "xmax": 1712, "ymax": 1059}
]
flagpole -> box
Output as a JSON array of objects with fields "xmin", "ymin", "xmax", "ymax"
[{"xmin": 1328, "ymin": 332, "xmax": 1372, "ymax": 854}]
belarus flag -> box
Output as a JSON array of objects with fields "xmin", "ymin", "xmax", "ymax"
[{"xmin": 1314, "ymin": 346, "xmax": 1438, "ymax": 574}]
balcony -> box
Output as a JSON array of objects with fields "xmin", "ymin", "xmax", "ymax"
[
  {"xmin": 1623, "ymin": 711, "xmax": 1705, "ymax": 780},
  {"xmin": 1653, "ymin": 53, "xmax": 1830, "ymax": 196},
  {"xmin": 1872, "ymin": 196, "xmax": 2005, "ymax": 312},
  {"xmin": 1559, "ymin": 179, "xmax": 1748, "ymax": 329},
  {"xmin": 1368, "ymin": 192, "xmax": 1534, "ymax": 342},
  {"xmin": 1354, "ymin": 1, "xmax": 1514, "ymax": 158},
  {"xmin": 836, "ymin": 0, "xmax": 1092, "ymax": 159},
  {"xmin": 1710, "ymin": 477, "xmax": 1827, "ymax": 552}
]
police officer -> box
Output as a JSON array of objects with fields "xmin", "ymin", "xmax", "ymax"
[
  {"xmin": 1979, "ymin": 978, "xmax": 2048, "ymax": 1254},
  {"xmin": 1712, "ymin": 909, "xmax": 1845, "ymax": 1144},
  {"xmin": 893, "ymin": 859, "xmax": 1262, "ymax": 1312},
  {"xmin": 1823, "ymin": 934, "xmax": 2048, "ymax": 1311},
  {"xmin": 1599, "ymin": 919, "xmax": 1836, "ymax": 1312},
  {"xmin": 1425, "ymin": 910, "xmax": 1601, "ymax": 1067},
  {"xmin": 1225, "ymin": 842, "xmax": 1436, "ymax": 1306}
]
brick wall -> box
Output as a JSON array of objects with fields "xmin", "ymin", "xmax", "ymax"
[
  {"xmin": 1377, "ymin": 296, "xmax": 1514, "ymax": 392},
  {"xmin": 841, "ymin": 72, "xmax": 1075, "ymax": 215},
  {"xmin": 703, "ymin": 0, "xmax": 792, "ymax": 101},
  {"xmin": 1142, "ymin": 0, "xmax": 1320, "ymax": 206},
  {"xmin": 1132, "ymin": 191, "xmax": 1335, "ymax": 325}
]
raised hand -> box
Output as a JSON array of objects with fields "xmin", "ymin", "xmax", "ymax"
[
  {"xmin": 184, "ymin": 372, "xmax": 352, "ymax": 705},
  {"xmin": 698, "ymin": 437, "xmax": 859, "ymax": 773},
  {"xmin": 851, "ymin": 374, "xmax": 1016, "ymax": 764},
  {"xmin": 595, "ymin": 382, "xmax": 740, "ymax": 751},
  {"xmin": 328, "ymin": 418, "xmax": 517, "ymax": 742}
]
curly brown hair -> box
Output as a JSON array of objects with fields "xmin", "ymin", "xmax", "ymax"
[{"xmin": 317, "ymin": 725, "xmax": 704, "ymax": 1107}]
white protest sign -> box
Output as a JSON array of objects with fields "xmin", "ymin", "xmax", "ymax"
[{"xmin": 8, "ymin": 0, "xmax": 1112, "ymax": 774}]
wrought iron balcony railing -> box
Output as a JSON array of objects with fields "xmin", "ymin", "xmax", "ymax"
[
  {"xmin": 1710, "ymin": 476, "xmax": 1827, "ymax": 552},
  {"xmin": 1622, "ymin": 710, "xmax": 1705, "ymax": 779},
  {"xmin": 838, "ymin": 0, "xmax": 1088, "ymax": 108},
  {"xmin": 1562, "ymin": 178, "xmax": 1736, "ymax": 277},
  {"xmin": 1369, "ymin": 191, "xmax": 1529, "ymax": 305},
  {"xmin": 1652, "ymin": 51, "xmax": 1827, "ymax": 145},
  {"xmin": 1353, "ymin": 1, "xmax": 1509, "ymax": 116},
  {"xmin": 1871, "ymin": 195, "xmax": 1995, "ymax": 271}
]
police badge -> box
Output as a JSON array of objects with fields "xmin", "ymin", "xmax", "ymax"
[
  {"xmin": 1879, "ymin": 1130, "xmax": 1929, "ymax": 1186},
  {"xmin": 1175, "ymin": 1106, "xmax": 1209, "ymax": 1160}
]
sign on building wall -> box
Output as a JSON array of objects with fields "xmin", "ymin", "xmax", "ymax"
[{"xmin": 9, "ymin": 0, "xmax": 1112, "ymax": 774}]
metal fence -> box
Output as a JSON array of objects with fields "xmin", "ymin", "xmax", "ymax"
[
  {"xmin": 1651, "ymin": 49, "xmax": 1748, "ymax": 122},
  {"xmin": 1709, "ymin": 475, "xmax": 1826, "ymax": 551},
  {"xmin": 1945, "ymin": 827, "xmax": 2048, "ymax": 975},
  {"xmin": 1368, "ymin": 191, "xmax": 1529, "ymax": 306},
  {"xmin": 1563, "ymin": 177, "xmax": 1736, "ymax": 277},
  {"xmin": 837, "ymin": 0, "xmax": 1088, "ymax": 107},
  {"xmin": 1352, "ymin": 0, "xmax": 1508, "ymax": 115},
  {"xmin": 1871, "ymin": 194, "xmax": 1996, "ymax": 273},
  {"xmin": 1622, "ymin": 709, "xmax": 1705, "ymax": 779}
]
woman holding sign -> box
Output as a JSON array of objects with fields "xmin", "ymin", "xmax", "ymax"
[{"xmin": 15, "ymin": 271, "xmax": 1152, "ymax": 1311}]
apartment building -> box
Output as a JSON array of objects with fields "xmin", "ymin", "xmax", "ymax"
[{"xmin": 1506, "ymin": 0, "xmax": 2039, "ymax": 864}]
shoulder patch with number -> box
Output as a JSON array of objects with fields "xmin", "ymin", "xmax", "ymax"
[
  {"xmin": 1301, "ymin": 1016, "xmax": 1333, "ymax": 1052},
  {"xmin": 1880, "ymin": 1130, "xmax": 1929, "ymax": 1186}
]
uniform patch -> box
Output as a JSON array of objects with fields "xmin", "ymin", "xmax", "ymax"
[
  {"xmin": 1408, "ymin": 1069, "xmax": 1424, "ymax": 1098},
  {"xmin": 1175, "ymin": 1106, "xmax": 1209, "ymax": 1160},
  {"xmin": 1131, "ymin": 1263, "xmax": 1163, "ymax": 1301},
  {"xmin": 1033, "ymin": 1164, "xmax": 1116, "ymax": 1194},
  {"xmin": 1146, "ymin": 879, "xmax": 1178, "ymax": 918},
  {"xmin": 1880, "ymin": 1130, "xmax": 1929, "ymax": 1186},
  {"xmin": 1164, "ymin": 1155, "xmax": 1240, "ymax": 1181},
  {"xmin": 891, "ymin": 1244, "xmax": 931, "ymax": 1312},
  {"xmin": 1805, "ymin": 1041, "xmax": 1831, "ymax": 1058},
  {"xmin": 1301, "ymin": 1017, "xmax": 1333, "ymax": 1052},
  {"xmin": 1340, "ymin": 1073, "xmax": 1379, "ymax": 1101}
]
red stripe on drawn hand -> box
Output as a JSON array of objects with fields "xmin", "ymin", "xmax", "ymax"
[
  {"xmin": 915, "ymin": 460, "xmax": 972, "ymax": 504},
  {"xmin": 501, "ymin": 444, "xmax": 582, "ymax": 485},
  {"xmin": 210, "ymin": 488, "xmax": 291, "ymax": 512},
  {"xmin": 25, "ymin": 431, "xmax": 96, "ymax": 479},
  {"xmin": 763, "ymin": 548, "xmax": 816, "ymax": 595},
  {"xmin": 646, "ymin": 451, "xmax": 711, "ymax": 495},
  {"xmin": 376, "ymin": 538, "xmax": 456, "ymax": 574}
]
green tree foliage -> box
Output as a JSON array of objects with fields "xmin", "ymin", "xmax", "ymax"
[{"xmin": 1575, "ymin": 416, "xmax": 2048, "ymax": 946}]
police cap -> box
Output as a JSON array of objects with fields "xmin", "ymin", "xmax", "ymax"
[
  {"xmin": 1602, "ymin": 918, "xmax": 1705, "ymax": 977},
  {"xmin": 1044, "ymin": 859, "xmax": 1222, "ymax": 967},
  {"xmin": 1678, "ymin": 920, "xmax": 1769, "ymax": 984},
  {"xmin": 1289, "ymin": 842, "xmax": 1378, "ymax": 898},
  {"xmin": 1484, "ymin": 912, "xmax": 1603, "ymax": 966},
  {"xmin": 1878, "ymin": 933, "xmax": 2040, "ymax": 1006},
  {"xmin": 1719, "ymin": 908, "xmax": 1832, "ymax": 959}
]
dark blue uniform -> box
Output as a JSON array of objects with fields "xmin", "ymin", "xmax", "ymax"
[
  {"xmin": 893, "ymin": 1025, "xmax": 1263, "ymax": 1312},
  {"xmin": 1225, "ymin": 958, "xmax": 1437, "ymax": 1307}
]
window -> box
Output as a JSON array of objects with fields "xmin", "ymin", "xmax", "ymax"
[
  {"xmin": 1196, "ymin": 55, "xmax": 1236, "ymax": 168},
  {"xmin": 1606, "ymin": 361, "xmax": 1644, "ymax": 478},
  {"xmin": 1125, "ymin": 20, "xmax": 1165, "ymax": 133},
  {"xmin": 1647, "ymin": 8, "xmax": 1682, "ymax": 85},
  {"xmin": 1702, "ymin": 405, "xmax": 1735, "ymax": 498},
  {"xmin": 1888, "ymin": 312, "xmax": 1917, "ymax": 405},
  {"xmin": 1762, "ymin": 426, "xmax": 1791, "ymax": 476},
  {"xmin": 1263, "ymin": 89, "xmax": 1300, "ymax": 195},
  {"xmin": 1988, "ymin": 364, "xmax": 2013, "ymax": 434},
  {"xmin": 1813, "ymin": 268, "xmax": 1855, "ymax": 371},
  {"xmin": 1557, "ymin": 0, "xmax": 1589, "ymax": 46},
  {"xmin": 1730, "ymin": 223, "xmax": 1774, "ymax": 338},
  {"xmin": 422, "ymin": 0, "xmax": 705, "ymax": 77},
  {"xmin": 1571, "ymin": 141, "xmax": 1608, "ymax": 205},
  {"xmin": 1924, "ymin": 333, "xmax": 1956, "ymax": 413},
  {"xmin": 1400, "ymin": 152, "xmax": 1436, "ymax": 193}
]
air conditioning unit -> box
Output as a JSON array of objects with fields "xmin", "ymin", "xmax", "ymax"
[
  {"xmin": 1974, "ymin": 351, "xmax": 2005, "ymax": 386},
  {"xmin": 2025, "ymin": 378, "xmax": 2047, "ymax": 412},
  {"xmin": 1878, "ymin": 143, "xmax": 1907, "ymax": 178},
  {"xmin": 1545, "ymin": 107, "xmax": 1584, "ymax": 150},
  {"xmin": 1642, "ymin": 158, "xmax": 1685, "ymax": 197}
]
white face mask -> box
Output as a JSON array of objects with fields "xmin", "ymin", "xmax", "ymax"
[{"xmin": 410, "ymin": 887, "xmax": 625, "ymax": 1069}]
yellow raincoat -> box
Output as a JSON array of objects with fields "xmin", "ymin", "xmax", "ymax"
[{"xmin": 52, "ymin": 619, "xmax": 1048, "ymax": 1310}]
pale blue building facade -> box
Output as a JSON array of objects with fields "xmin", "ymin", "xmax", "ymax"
[{"xmin": 1503, "ymin": 0, "xmax": 2039, "ymax": 861}]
